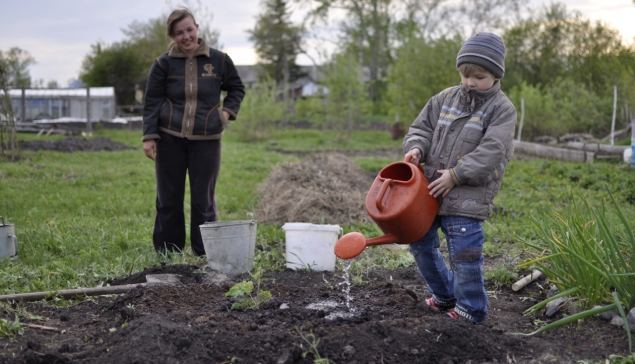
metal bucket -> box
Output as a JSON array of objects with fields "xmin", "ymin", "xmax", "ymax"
[
  {"xmin": 0, "ymin": 216, "xmax": 18, "ymax": 260},
  {"xmin": 199, "ymin": 220, "xmax": 257, "ymax": 274}
]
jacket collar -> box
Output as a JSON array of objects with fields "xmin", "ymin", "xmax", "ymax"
[
  {"xmin": 168, "ymin": 38, "xmax": 210, "ymax": 58},
  {"xmin": 459, "ymin": 81, "xmax": 500, "ymax": 111}
]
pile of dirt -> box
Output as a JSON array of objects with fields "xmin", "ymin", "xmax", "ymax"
[
  {"xmin": 19, "ymin": 137, "xmax": 135, "ymax": 153},
  {"xmin": 0, "ymin": 263, "xmax": 630, "ymax": 364},
  {"xmin": 256, "ymin": 153, "xmax": 374, "ymax": 225}
]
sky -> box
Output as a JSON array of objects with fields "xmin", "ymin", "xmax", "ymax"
[{"xmin": 1, "ymin": 0, "xmax": 634, "ymax": 88}]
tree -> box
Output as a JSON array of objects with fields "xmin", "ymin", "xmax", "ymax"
[
  {"xmin": 230, "ymin": 77, "xmax": 285, "ymax": 142},
  {"xmin": 393, "ymin": 0, "xmax": 525, "ymax": 41},
  {"xmin": 504, "ymin": 3, "xmax": 635, "ymax": 94},
  {"xmin": 81, "ymin": 1, "xmax": 220, "ymax": 106},
  {"xmin": 0, "ymin": 47, "xmax": 35, "ymax": 88},
  {"xmin": 456, "ymin": 0, "xmax": 526, "ymax": 35},
  {"xmin": 385, "ymin": 36, "xmax": 462, "ymax": 123},
  {"xmin": 322, "ymin": 50, "xmax": 370, "ymax": 137},
  {"xmin": 122, "ymin": 3, "xmax": 220, "ymax": 73},
  {"xmin": 299, "ymin": 0, "xmax": 394, "ymax": 107},
  {"xmin": 248, "ymin": 0, "xmax": 305, "ymax": 85},
  {"xmin": 80, "ymin": 42, "xmax": 146, "ymax": 106},
  {"xmin": 0, "ymin": 58, "xmax": 19, "ymax": 161},
  {"xmin": 504, "ymin": 2, "xmax": 635, "ymax": 136}
]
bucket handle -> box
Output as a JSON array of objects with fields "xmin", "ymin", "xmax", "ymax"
[
  {"xmin": 9, "ymin": 234, "xmax": 18, "ymax": 256},
  {"xmin": 375, "ymin": 179, "xmax": 394, "ymax": 212}
]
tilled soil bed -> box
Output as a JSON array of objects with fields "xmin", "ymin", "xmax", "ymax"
[{"xmin": 0, "ymin": 263, "xmax": 630, "ymax": 364}]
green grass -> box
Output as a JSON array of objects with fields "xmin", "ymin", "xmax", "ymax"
[{"xmin": 0, "ymin": 128, "xmax": 634, "ymax": 300}]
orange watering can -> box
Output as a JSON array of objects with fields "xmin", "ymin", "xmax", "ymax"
[{"xmin": 334, "ymin": 157, "xmax": 439, "ymax": 259}]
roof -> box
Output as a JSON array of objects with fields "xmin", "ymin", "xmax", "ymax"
[
  {"xmin": 4, "ymin": 87, "xmax": 115, "ymax": 98},
  {"xmin": 234, "ymin": 65, "xmax": 327, "ymax": 85}
]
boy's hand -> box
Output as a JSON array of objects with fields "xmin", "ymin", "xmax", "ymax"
[
  {"xmin": 428, "ymin": 169, "xmax": 455, "ymax": 198},
  {"xmin": 404, "ymin": 148, "xmax": 421, "ymax": 164}
]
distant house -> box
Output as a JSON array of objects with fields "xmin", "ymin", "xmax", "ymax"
[
  {"xmin": 234, "ymin": 65, "xmax": 328, "ymax": 99},
  {"xmin": 5, "ymin": 87, "xmax": 116, "ymax": 122}
]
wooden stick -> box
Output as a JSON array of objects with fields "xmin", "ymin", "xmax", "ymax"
[
  {"xmin": 512, "ymin": 270, "xmax": 542, "ymax": 291},
  {"xmin": 25, "ymin": 323, "xmax": 62, "ymax": 333},
  {"xmin": 0, "ymin": 283, "xmax": 154, "ymax": 302}
]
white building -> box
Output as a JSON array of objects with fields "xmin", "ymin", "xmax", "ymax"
[{"xmin": 5, "ymin": 87, "xmax": 116, "ymax": 122}]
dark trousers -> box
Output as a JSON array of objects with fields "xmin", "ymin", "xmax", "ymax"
[{"xmin": 153, "ymin": 132, "xmax": 221, "ymax": 256}]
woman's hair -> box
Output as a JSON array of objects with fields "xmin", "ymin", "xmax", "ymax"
[
  {"xmin": 458, "ymin": 63, "xmax": 492, "ymax": 77},
  {"xmin": 166, "ymin": 7, "xmax": 197, "ymax": 37}
]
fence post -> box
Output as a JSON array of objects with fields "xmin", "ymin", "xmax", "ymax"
[
  {"xmin": 21, "ymin": 88, "xmax": 25, "ymax": 122},
  {"xmin": 517, "ymin": 98, "xmax": 524, "ymax": 141},
  {"xmin": 86, "ymin": 87, "xmax": 92, "ymax": 135},
  {"xmin": 631, "ymin": 119, "xmax": 634, "ymax": 167},
  {"xmin": 611, "ymin": 85, "xmax": 617, "ymax": 146}
]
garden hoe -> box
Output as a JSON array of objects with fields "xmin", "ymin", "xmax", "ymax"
[{"xmin": 0, "ymin": 274, "xmax": 182, "ymax": 302}]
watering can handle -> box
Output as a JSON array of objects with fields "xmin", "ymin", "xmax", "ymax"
[
  {"xmin": 375, "ymin": 179, "xmax": 393, "ymax": 212},
  {"xmin": 403, "ymin": 155, "xmax": 425, "ymax": 174}
]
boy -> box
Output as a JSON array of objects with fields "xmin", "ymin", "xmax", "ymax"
[{"xmin": 403, "ymin": 32, "xmax": 516, "ymax": 324}]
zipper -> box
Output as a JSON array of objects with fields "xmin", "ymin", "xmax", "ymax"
[
  {"xmin": 431, "ymin": 125, "xmax": 445, "ymax": 156},
  {"xmin": 185, "ymin": 58, "xmax": 193, "ymax": 137}
]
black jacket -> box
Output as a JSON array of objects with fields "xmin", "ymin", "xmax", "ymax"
[{"xmin": 142, "ymin": 39, "xmax": 245, "ymax": 141}]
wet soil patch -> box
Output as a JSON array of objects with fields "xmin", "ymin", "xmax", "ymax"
[{"xmin": 0, "ymin": 264, "xmax": 630, "ymax": 364}]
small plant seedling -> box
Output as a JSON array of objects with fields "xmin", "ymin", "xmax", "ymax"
[
  {"xmin": 295, "ymin": 328, "xmax": 335, "ymax": 364},
  {"xmin": 225, "ymin": 267, "xmax": 272, "ymax": 310},
  {"xmin": 0, "ymin": 316, "xmax": 24, "ymax": 338}
]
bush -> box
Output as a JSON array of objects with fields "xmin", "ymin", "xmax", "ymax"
[{"xmin": 229, "ymin": 77, "xmax": 285, "ymax": 142}]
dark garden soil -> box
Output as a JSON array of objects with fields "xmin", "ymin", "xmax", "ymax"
[
  {"xmin": 0, "ymin": 262, "xmax": 631, "ymax": 364},
  {"xmin": 19, "ymin": 137, "xmax": 135, "ymax": 153}
]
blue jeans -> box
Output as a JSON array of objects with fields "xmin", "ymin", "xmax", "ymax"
[{"xmin": 409, "ymin": 215, "xmax": 487, "ymax": 323}]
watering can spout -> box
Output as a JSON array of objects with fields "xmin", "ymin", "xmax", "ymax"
[{"xmin": 334, "ymin": 233, "xmax": 400, "ymax": 260}]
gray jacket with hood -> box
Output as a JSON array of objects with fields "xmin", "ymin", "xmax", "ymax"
[{"xmin": 402, "ymin": 81, "xmax": 516, "ymax": 220}]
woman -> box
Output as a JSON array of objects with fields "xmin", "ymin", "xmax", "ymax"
[{"xmin": 142, "ymin": 7, "xmax": 245, "ymax": 256}]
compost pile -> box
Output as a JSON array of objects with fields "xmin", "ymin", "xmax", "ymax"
[
  {"xmin": 256, "ymin": 153, "xmax": 373, "ymax": 225},
  {"xmin": 19, "ymin": 137, "xmax": 134, "ymax": 152},
  {"xmin": 0, "ymin": 263, "xmax": 631, "ymax": 364}
]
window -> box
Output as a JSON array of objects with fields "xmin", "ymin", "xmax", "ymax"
[
  {"xmin": 51, "ymin": 100, "xmax": 61, "ymax": 118},
  {"xmin": 101, "ymin": 100, "xmax": 111, "ymax": 119}
]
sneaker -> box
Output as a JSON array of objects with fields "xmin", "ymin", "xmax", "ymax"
[
  {"xmin": 426, "ymin": 297, "xmax": 455, "ymax": 313},
  {"xmin": 444, "ymin": 310, "xmax": 463, "ymax": 319}
]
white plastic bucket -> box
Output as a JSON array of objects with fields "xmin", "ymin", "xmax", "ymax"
[
  {"xmin": 200, "ymin": 220, "xmax": 257, "ymax": 274},
  {"xmin": 282, "ymin": 223, "xmax": 342, "ymax": 271}
]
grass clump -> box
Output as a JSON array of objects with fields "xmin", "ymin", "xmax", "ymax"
[{"xmin": 518, "ymin": 189, "xmax": 635, "ymax": 352}]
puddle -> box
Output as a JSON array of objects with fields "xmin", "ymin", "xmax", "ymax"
[
  {"xmin": 324, "ymin": 311, "xmax": 358, "ymax": 320},
  {"xmin": 306, "ymin": 300, "xmax": 339, "ymax": 310},
  {"xmin": 305, "ymin": 300, "xmax": 360, "ymax": 321}
]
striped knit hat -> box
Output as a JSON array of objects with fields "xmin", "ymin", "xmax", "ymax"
[{"xmin": 456, "ymin": 32, "xmax": 506, "ymax": 78}]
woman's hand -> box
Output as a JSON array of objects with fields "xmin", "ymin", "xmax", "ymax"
[
  {"xmin": 428, "ymin": 169, "xmax": 456, "ymax": 198},
  {"xmin": 143, "ymin": 140, "xmax": 157, "ymax": 161},
  {"xmin": 404, "ymin": 148, "xmax": 421, "ymax": 164},
  {"xmin": 222, "ymin": 111, "xmax": 230, "ymax": 121}
]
